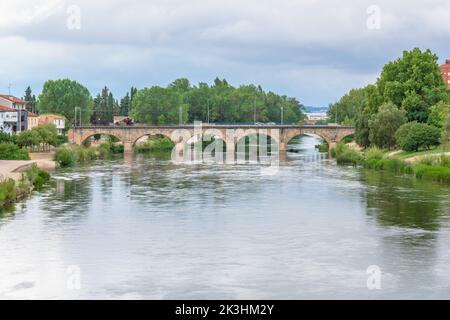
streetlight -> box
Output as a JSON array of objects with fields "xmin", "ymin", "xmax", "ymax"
[
  {"xmin": 207, "ymin": 99, "xmax": 210, "ymax": 124},
  {"xmin": 254, "ymin": 96, "xmax": 257, "ymax": 124},
  {"xmin": 179, "ymin": 106, "xmax": 183, "ymax": 125},
  {"xmin": 281, "ymin": 106, "xmax": 284, "ymax": 125}
]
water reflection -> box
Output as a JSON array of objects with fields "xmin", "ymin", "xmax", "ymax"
[
  {"xmin": 363, "ymin": 170, "xmax": 444, "ymax": 231},
  {"xmin": 0, "ymin": 135, "xmax": 450, "ymax": 299}
]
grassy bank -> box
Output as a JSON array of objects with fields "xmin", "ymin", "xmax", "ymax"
[
  {"xmin": 54, "ymin": 142, "xmax": 124, "ymax": 167},
  {"xmin": 0, "ymin": 164, "xmax": 50, "ymax": 209},
  {"xmin": 331, "ymin": 143, "xmax": 450, "ymax": 184}
]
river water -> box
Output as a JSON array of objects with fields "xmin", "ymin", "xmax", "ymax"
[{"xmin": 1, "ymin": 135, "xmax": 449, "ymax": 299}]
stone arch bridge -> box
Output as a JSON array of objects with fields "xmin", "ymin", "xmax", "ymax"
[{"xmin": 68, "ymin": 124, "xmax": 354, "ymax": 153}]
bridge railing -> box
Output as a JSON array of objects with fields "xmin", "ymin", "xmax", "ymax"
[{"xmin": 70, "ymin": 123, "xmax": 354, "ymax": 129}]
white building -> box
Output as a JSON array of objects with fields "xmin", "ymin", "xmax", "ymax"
[{"xmin": 0, "ymin": 95, "xmax": 28, "ymax": 133}]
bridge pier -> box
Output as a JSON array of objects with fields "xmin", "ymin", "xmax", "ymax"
[{"xmin": 123, "ymin": 142, "xmax": 133, "ymax": 153}]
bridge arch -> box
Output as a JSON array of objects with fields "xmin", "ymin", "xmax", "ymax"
[
  {"xmin": 131, "ymin": 132, "xmax": 174, "ymax": 147},
  {"xmin": 81, "ymin": 132, "xmax": 125, "ymax": 146}
]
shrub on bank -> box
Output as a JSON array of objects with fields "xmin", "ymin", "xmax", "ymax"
[
  {"xmin": 0, "ymin": 142, "xmax": 30, "ymax": 160},
  {"xmin": 395, "ymin": 122, "xmax": 441, "ymax": 151},
  {"xmin": 315, "ymin": 142, "xmax": 329, "ymax": 152},
  {"xmin": 331, "ymin": 143, "xmax": 362, "ymax": 165},
  {"xmin": 55, "ymin": 142, "xmax": 124, "ymax": 167},
  {"xmin": 0, "ymin": 179, "xmax": 16, "ymax": 208},
  {"xmin": 55, "ymin": 146, "xmax": 77, "ymax": 166},
  {"xmin": 135, "ymin": 137, "xmax": 174, "ymax": 153},
  {"xmin": 21, "ymin": 164, "xmax": 51, "ymax": 190}
]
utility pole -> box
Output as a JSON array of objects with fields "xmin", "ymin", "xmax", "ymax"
[
  {"xmin": 207, "ymin": 99, "xmax": 210, "ymax": 124},
  {"xmin": 254, "ymin": 96, "xmax": 257, "ymax": 124}
]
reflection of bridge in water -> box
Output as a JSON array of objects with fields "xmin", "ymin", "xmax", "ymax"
[{"xmin": 68, "ymin": 124, "xmax": 354, "ymax": 153}]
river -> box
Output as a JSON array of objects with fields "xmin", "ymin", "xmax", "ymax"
[{"xmin": 1, "ymin": 135, "xmax": 449, "ymax": 299}]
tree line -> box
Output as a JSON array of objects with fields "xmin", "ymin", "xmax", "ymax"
[
  {"xmin": 22, "ymin": 78, "xmax": 306, "ymax": 127},
  {"xmin": 327, "ymin": 48, "xmax": 450, "ymax": 151}
]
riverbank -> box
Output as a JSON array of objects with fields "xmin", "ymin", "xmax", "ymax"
[
  {"xmin": 0, "ymin": 152, "xmax": 55, "ymax": 181},
  {"xmin": 332, "ymin": 143, "xmax": 450, "ymax": 184},
  {"xmin": 0, "ymin": 152, "xmax": 54, "ymax": 209}
]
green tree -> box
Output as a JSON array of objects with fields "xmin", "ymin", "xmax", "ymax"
[
  {"xmin": 327, "ymin": 88, "xmax": 366, "ymax": 124},
  {"xmin": 16, "ymin": 130, "xmax": 42, "ymax": 150},
  {"xmin": 395, "ymin": 122, "xmax": 441, "ymax": 151},
  {"xmin": 130, "ymin": 86, "xmax": 186, "ymax": 124},
  {"xmin": 119, "ymin": 92, "xmax": 130, "ymax": 116},
  {"xmin": 38, "ymin": 79, "xmax": 93, "ymax": 126},
  {"xmin": 23, "ymin": 86, "xmax": 37, "ymax": 113},
  {"xmin": 427, "ymin": 101, "xmax": 450, "ymax": 129},
  {"xmin": 354, "ymin": 110, "xmax": 371, "ymax": 148},
  {"xmin": 377, "ymin": 48, "xmax": 448, "ymax": 122},
  {"xmin": 32, "ymin": 124, "xmax": 57, "ymax": 151},
  {"xmin": 442, "ymin": 114, "xmax": 450, "ymax": 149},
  {"xmin": 369, "ymin": 102, "xmax": 407, "ymax": 149}
]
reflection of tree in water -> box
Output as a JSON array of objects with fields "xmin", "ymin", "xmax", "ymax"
[
  {"xmin": 363, "ymin": 170, "xmax": 445, "ymax": 231},
  {"xmin": 40, "ymin": 175, "xmax": 92, "ymax": 222},
  {"xmin": 361, "ymin": 170, "xmax": 450, "ymax": 293},
  {"xmin": 0, "ymin": 203, "xmax": 16, "ymax": 222}
]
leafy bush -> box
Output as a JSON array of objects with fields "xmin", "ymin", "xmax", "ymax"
[
  {"xmin": 0, "ymin": 132, "xmax": 14, "ymax": 143},
  {"xmin": 365, "ymin": 147, "xmax": 384, "ymax": 161},
  {"xmin": 135, "ymin": 136, "xmax": 174, "ymax": 153},
  {"xmin": 55, "ymin": 143, "xmax": 122, "ymax": 167},
  {"xmin": 0, "ymin": 142, "xmax": 30, "ymax": 160},
  {"xmin": 369, "ymin": 102, "xmax": 407, "ymax": 149},
  {"xmin": 56, "ymin": 135, "xmax": 68, "ymax": 146},
  {"xmin": 54, "ymin": 146, "xmax": 77, "ymax": 166},
  {"xmin": 395, "ymin": 122, "xmax": 441, "ymax": 151},
  {"xmin": 0, "ymin": 179, "xmax": 16, "ymax": 208},
  {"xmin": 315, "ymin": 142, "xmax": 329, "ymax": 152},
  {"xmin": 23, "ymin": 164, "xmax": 50, "ymax": 190},
  {"xmin": 332, "ymin": 143, "xmax": 362, "ymax": 165},
  {"xmin": 110, "ymin": 143, "xmax": 124, "ymax": 154},
  {"xmin": 440, "ymin": 155, "xmax": 450, "ymax": 168}
]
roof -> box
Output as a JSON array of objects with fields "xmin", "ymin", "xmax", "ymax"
[
  {"xmin": 0, "ymin": 105, "xmax": 15, "ymax": 112},
  {"xmin": 0, "ymin": 95, "xmax": 28, "ymax": 104},
  {"xmin": 39, "ymin": 114, "xmax": 65, "ymax": 120},
  {"xmin": 27, "ymin": 111, "xmax": 38, "ymax": 117}
]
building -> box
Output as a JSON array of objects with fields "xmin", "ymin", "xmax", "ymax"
[
  {"xmin": 0, "ymin": 95, "xmax": 28, "ymax": 110},
  {"xmin": 0, "ymin": 94, "xmax": 29, "ymax": 134},
  {"xmin": 305, "ymin": 112, "xmax": 328, "ymax": 124},
  {"xmin": 0, "ymin": 105, "xmax": 20, "ymax": 134},
  {"xmin": 38, "ymin": 114, "xmax": 65, "ymax": 134},
  {"xmin": 27, "ymin": 111, "xmax": 39, "ymax": 130},
  {"xmin": 440, "ymin": 59, "xmax": 450, "ymax": 88}
]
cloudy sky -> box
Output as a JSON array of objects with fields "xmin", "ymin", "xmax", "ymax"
[{"xmin": 0, "ymin": 0, "xmax": 449, "ymax": 107}]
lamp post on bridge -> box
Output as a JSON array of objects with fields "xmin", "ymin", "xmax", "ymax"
[
  {"xmin": 207, "ymin": 99, "xmax": 210, "ymax": 124},
  {"xmin": 281, "ymin": 106, "xmax": 284, "ymax": 125}
]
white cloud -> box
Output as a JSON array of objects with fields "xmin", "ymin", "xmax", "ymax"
[{"xmin": 0, "ymin": 0, "xmax": 449, "ymax": 105}]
